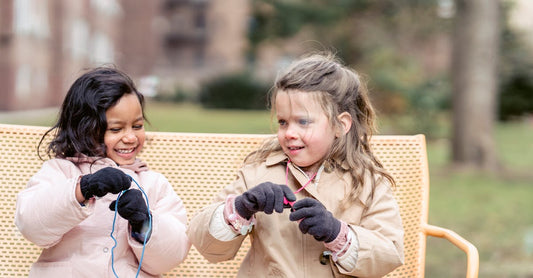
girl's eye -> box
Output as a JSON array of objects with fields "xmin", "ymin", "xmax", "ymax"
[
  {"xmin": 109, "ymin": 128, "xmax": 121, "ymax": 132},
  {"xmin": 298, "ymin": 119, "xmax": 310, "ymax": 125},
  {"xmin": 278, "ymin": 120, "xmax": 287, "ymax": 126},
  {"xmin": 133, "ymin": 124, "xmax": 144, "ymax": 130}
]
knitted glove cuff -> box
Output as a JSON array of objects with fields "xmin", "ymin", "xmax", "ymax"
[
  {"xmin": 79, "ymin": 175, "xmax": 93, "ymax": 200},
  {"xmin": 224, "ymin": 195, "xmax": 255, "ymax": 235},
  {"xmin": 130, "ymin": 212, "xmax": 149, "ymax": 232},
  {"xmin": 324, "ymin": 221, "xmax": 350, "ymax": 254},
  {"xmin": 131, "ymin": 218, "xmax": 152, "ymax": 243}
]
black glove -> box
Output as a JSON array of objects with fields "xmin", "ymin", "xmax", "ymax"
[
  {"xmin": 109, "ymin": 189, "xmax": 150, "ymax": 233},
  {"xmin": 80, "ymin": 167, "xmax": 131, "ymax": 200},
  {"xmin": 289, "ymin": 198, "xmax": 341, "ymax": 243},
  {"xmin": 234, "ymin": 182, "xmax": 296, "ymax": 220}
]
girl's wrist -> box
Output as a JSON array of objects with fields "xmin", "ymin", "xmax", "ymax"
[
  {"xmin": 223, "ymin": 195, "xmax": 255, "ymax": 235},
  {"xmin": 75, "ymin": 176, "xmax": 86, "ymax": 204},
  {"xmin": 324, "ymin": 221, "xmax": 351, "ymax": 261}
]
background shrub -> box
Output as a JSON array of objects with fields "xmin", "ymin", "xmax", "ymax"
[{"xmin": 199, "ymin": 72, "xmax": 270, "ymax": 110}]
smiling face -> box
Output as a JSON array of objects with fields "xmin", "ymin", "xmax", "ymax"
[
  {"xmin": 275, "ymin": 90, "xmax": 337, "ymax": 173},
  {"xmin": 104, "ymin": 93, "xmax": 145, "ymax": 165}
]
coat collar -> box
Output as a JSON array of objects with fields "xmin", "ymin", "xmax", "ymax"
[
  {"xmin": 264, "ymin": 151, "xmax": 371, "ymax": 208},
  {"xmin": 265, "ymin": 151, "xmax": 288, "ymax": 167},
  {"xmin": 65, "ymin": 155, "xmax": 149, "ymax": 173}
]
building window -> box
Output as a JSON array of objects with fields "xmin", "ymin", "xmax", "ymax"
[
  {"xmin": 69, "ymin": 19, "xmax": 90, "ymax": 59},
  {"xmin": 15, "ymin": 65, "xmax": 31, "ymax": 97},
  {"xmin": 13, "ymin": 0, "xmax": 50, "ymax": 38},
  {"xmin": 15, "ymin": 65, "xmax": 47, "ymax": 99},
  {"xmin": 90, "ymin": 0, "xmax": 121, "ymax": 16},
  {"xmin": 91, "ymin": 32, "xmax": 114, "ymax": 64},
  {"xmin": 194, "ymin": 10, "xmax": 206, "ymax": 30}
]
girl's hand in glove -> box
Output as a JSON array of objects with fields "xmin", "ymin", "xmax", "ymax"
[
  {"xmin": 234, "ymin": 182, "xmax": 296, "ymax": 220},
  {"xmin": 289, "ymin": 198, "xmax": 341, "ymax": 243}
]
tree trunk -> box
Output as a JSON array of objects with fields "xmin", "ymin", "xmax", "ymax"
[{"xmin": 451, "ymin": 0, "xmax": 500, "ymax": 170}]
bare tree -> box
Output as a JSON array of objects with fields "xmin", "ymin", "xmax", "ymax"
[{"xmin": 451, "ymin": 0, "xmax": 501, "ymax": 170}]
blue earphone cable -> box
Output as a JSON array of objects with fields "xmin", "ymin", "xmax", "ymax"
[{"xmin": 110, "ymin": 175, "xmax": 152, "ymax": 278}]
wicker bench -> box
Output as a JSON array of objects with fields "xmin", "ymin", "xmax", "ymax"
[{"xmin": 0, "ymin": 123, "xmax": 478, "ymax": 277}]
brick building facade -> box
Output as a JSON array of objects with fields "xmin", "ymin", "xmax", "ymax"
[{"xmin": 0, "ymin": 0, "xmax": 249, "ymax": 111}]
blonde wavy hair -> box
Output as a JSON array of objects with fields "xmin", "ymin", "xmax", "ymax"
[{"xmin": 246, "ymin": 52, "xmax": 395, "ymax": 208}]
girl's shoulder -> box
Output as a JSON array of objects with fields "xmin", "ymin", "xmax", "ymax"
[
  {"xmin": 136, "ymin": 169, "xmax": 165, "ymax": 179},
  {"xmin": 41, "ymin": 157, "xmax": 77, "ymax": 169},
  {"xmin": 134, "ymin": 169, "xmax": 173, "ymax": 188},
  {"xmin": 238, "ymin": 151, "xmax": 287, "ymax": 184},
  {"xmin": 241, "ymin": 150, "xmax": 285, "ymax": 170},
  {"xmin": 35, "ymin": 158, "xmax": 83, "ymax": 179},
  {"xmin": 355, "ymin": 171, "xmax": 395, "ymax": 205}
]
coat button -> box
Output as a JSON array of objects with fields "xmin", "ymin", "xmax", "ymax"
[
  {"xmin": 319, "ymin": 251, "xmax": 331, "ymax": 265},
  {"xmin": 103, "ymin": 247, "xmax": 109, "ymax": 253}
]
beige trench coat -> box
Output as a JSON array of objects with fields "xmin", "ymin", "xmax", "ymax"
[{"xmin": 188, "ymin": 152, "xmax": 404, "ymax": 278}]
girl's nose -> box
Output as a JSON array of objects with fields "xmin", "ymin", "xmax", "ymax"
[
  {"xmin": 122, "ymin": 131, "xmax": 137, "ymax": 143},
  {"xmin": 285, "ymin": 125, "xmax": 298, "ymax": 139}
]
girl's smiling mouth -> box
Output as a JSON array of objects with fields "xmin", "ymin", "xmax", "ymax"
[
  {"xmin": 113, "ymin": 147, "xmax": 138, "ymax": 163},
  {"xmin": 115, "ymin": 147, "xmax": 136, "ymax": 154},
  {"xmin": 287, "ymin": 145, "xmax": 304, "ymax": 155}
]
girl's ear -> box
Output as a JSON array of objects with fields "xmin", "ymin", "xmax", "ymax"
[{"xmin": 336, "ymin": 112, "xmax": 352, "ymax": 137}]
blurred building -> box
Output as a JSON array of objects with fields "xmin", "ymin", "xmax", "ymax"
[
  {"xmin": 3, "ymin": 0, "xmax": 532, "ymax": 112},
  {"xmin": 0, "ymin": 0, "xmax": 249, "ymax": 111},
  {"xmin": 155, "ymin": 0, "xmax": 249, "ymax": 90},
  {"xmin": 509, "ymin": 0, "xmax": 533, "ymax": 50}
]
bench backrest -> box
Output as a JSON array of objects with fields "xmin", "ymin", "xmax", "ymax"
[{"xmin": 0, "ymin": 124, "xmax": 428, "ymax": 277}]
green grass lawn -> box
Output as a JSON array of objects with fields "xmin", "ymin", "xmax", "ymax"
[
  {"xmin": 425, "ymin": 121, "xmax": 533, "ymax": 278},
  {"xmin": 143, "ymin": 101, "xmax": 274, "ymax": 134},
  {"xmin": 0, "ymin": 101, "xmax": 275, "ymax": 134},
  {"xmin": 2, "ymin": 101, "xmax": 532, "ymax": 277}
]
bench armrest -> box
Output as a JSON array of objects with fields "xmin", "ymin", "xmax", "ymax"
[{"xmin": 422, "ymin": 224, "xmax": 479, "ymax": 278}]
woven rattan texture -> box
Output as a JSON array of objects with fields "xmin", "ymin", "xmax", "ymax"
[
  {"xmin": 0, "ymin": 124, "xmax": 427, "ymax": 277},
  {"xmin": 0, "ymin": 125, "xmax": 47, "ymax": 277},
  {"xmin": 141, "ymin": 131, "xmax": 269, "ymax": 278}
]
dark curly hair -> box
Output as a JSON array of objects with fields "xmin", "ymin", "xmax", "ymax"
[{"xmin": 38, "ymin": 66, "xmax": 146, "ymax": 159}]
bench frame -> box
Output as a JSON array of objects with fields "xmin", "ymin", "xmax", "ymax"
[{"xmin": 0, "ymin": 124, "xmax": 478, "ymax": 277}]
